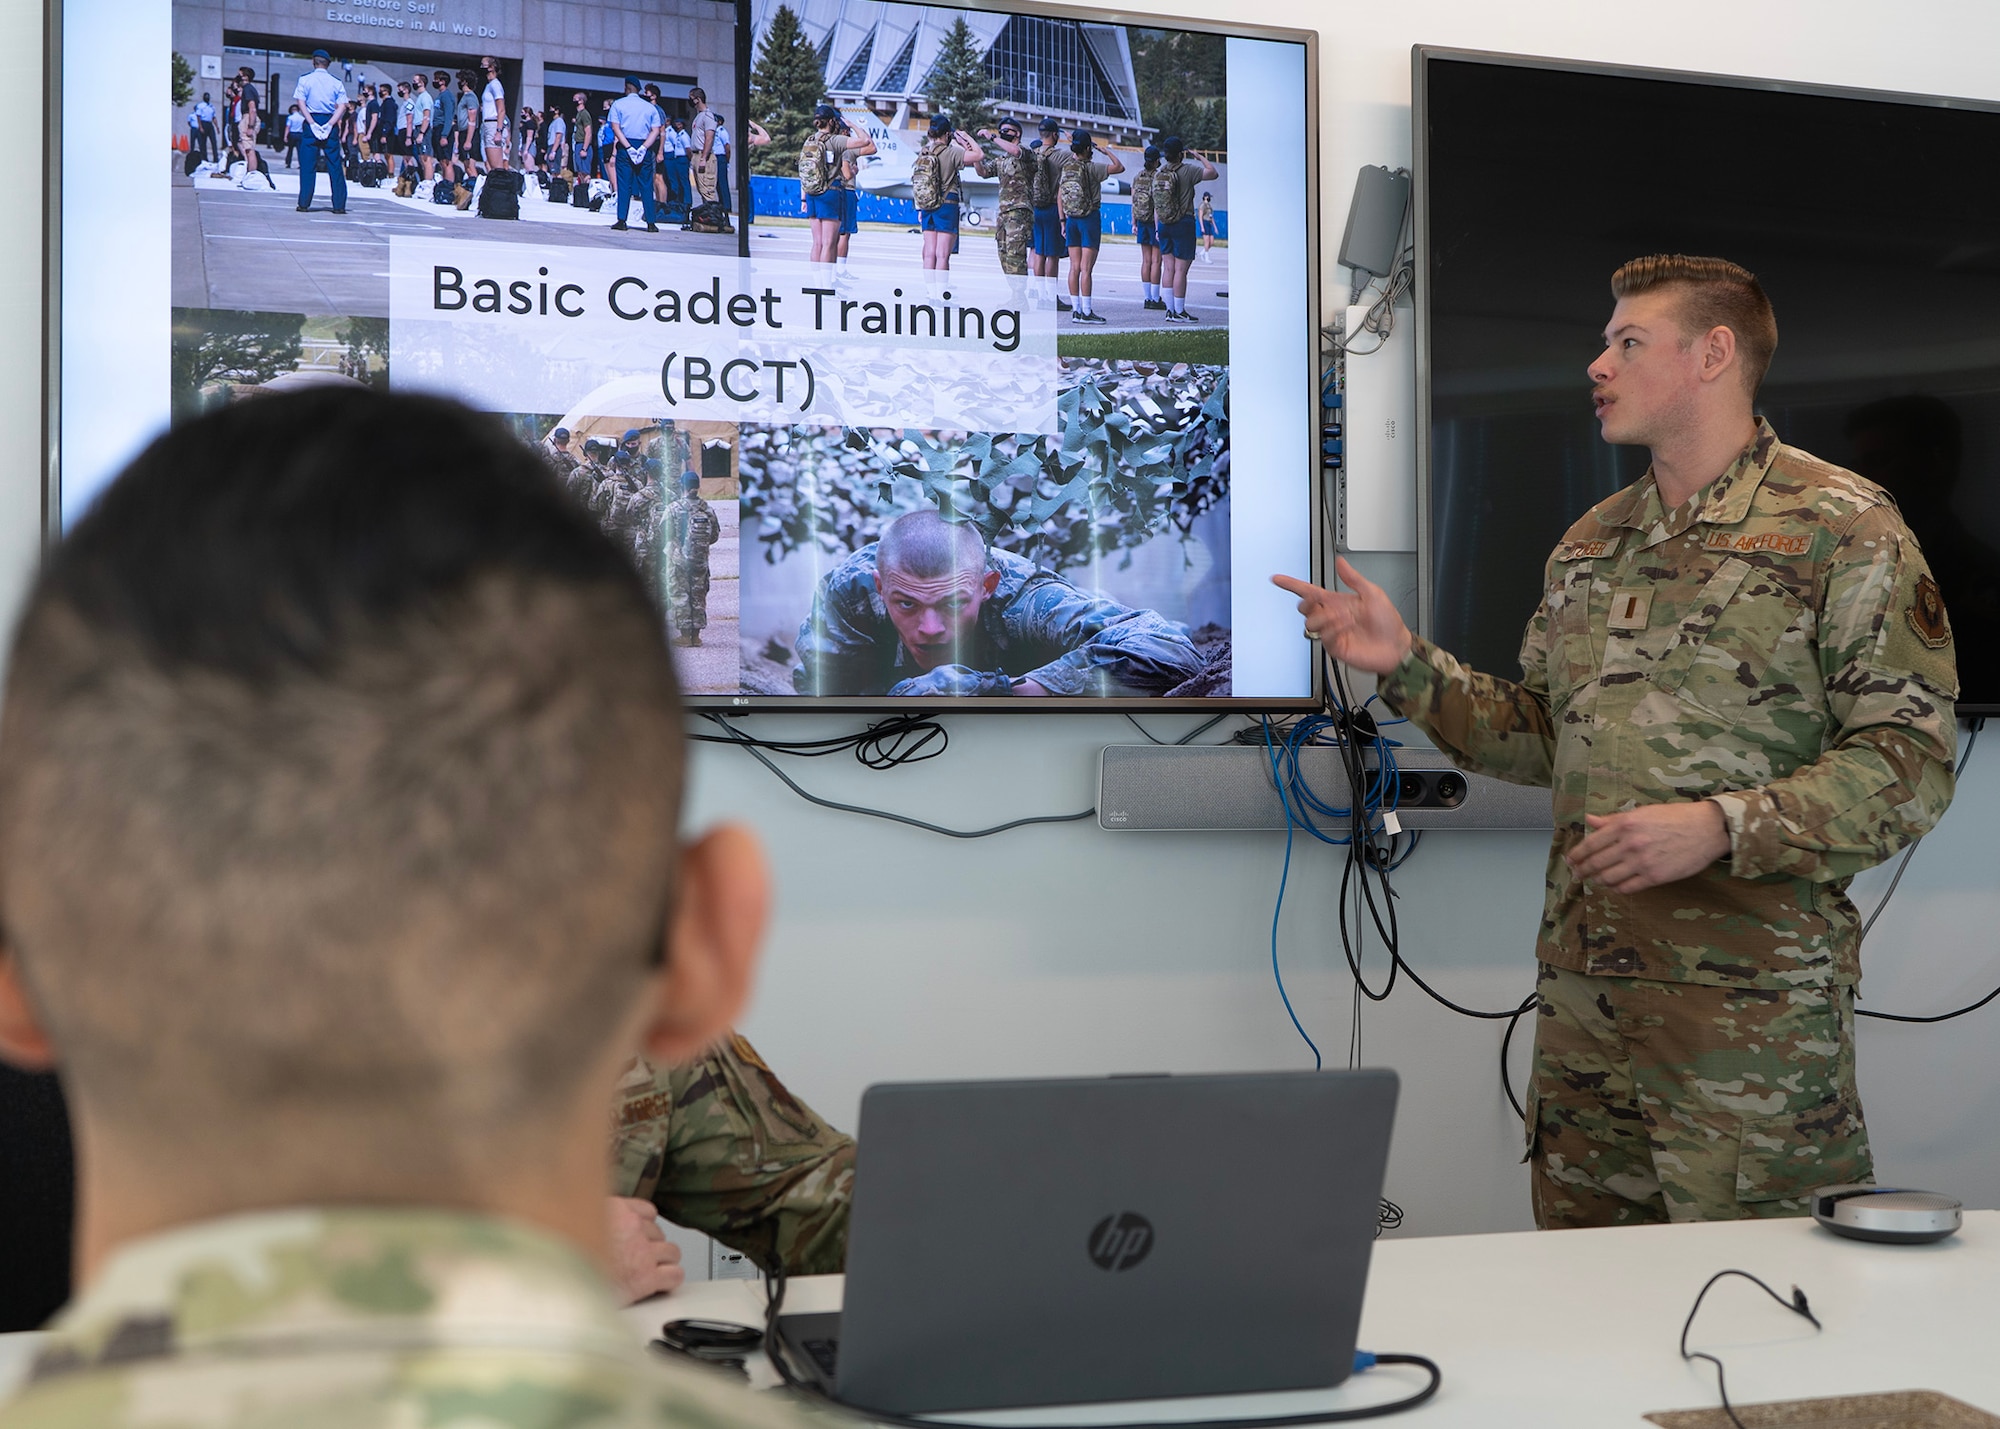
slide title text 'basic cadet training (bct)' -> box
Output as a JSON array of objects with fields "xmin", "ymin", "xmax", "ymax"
[{"xmin": 430, "ymin": 266, "xmax": 1026, "ymax": 352}]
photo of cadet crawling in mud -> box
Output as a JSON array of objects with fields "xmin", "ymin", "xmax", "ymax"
[
  {"xmin": 738, "ymin": 359, "xmax": 1232, "ymax": 699},
  {"xmin": 796, "ymin": 510, "xmax": 1202, "ymax": 697}
]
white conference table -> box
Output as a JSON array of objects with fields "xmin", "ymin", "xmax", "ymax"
[
  {"xmin": 4, "ymin": 1213, "xmax": 1991, "ymax": 1421},
  {"xmin": 622, "ymin": 1211, "xmax": 2000, "ymax": 1427}
]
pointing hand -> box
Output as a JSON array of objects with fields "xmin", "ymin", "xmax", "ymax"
[{"xmin": 1271, "ymin": 557, "xmax": 1413, "ymax": 676}]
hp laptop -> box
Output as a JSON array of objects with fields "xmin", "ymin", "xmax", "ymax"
[{"xmin": 775, "ymin": 1069, "xmax": 1399, "ymax": 1414}]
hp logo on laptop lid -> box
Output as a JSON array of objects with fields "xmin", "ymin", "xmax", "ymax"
[{"xmin": 1088, "ymin": 1212, "xmax": 1154, "ymax": 1271}]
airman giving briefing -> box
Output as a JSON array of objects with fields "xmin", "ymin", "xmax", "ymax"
[{"xmin": 1277, "ymin": 255, "xmax": 1958, "ymax": 1229}]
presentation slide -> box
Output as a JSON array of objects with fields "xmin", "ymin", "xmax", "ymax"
[{"xmin": 63, "ymin": 0, "xmax": 1314, "ymax": 704}]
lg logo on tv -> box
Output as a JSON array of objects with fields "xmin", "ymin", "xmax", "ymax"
[{"xmin": 1088, "ymin": 1212, "xmax": 1154, "ymax": 1271}]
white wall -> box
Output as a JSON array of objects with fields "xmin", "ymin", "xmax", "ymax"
[{"xmin": 9, "ymin": 1, "xmax": 1999, "ymax": 1242}]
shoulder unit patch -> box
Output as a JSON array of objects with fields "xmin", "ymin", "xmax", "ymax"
[{"xmin": 1908, "ymin": 573, "xmax": 1952, "ymax": 649}]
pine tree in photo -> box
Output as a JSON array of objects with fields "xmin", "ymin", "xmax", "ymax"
[
  {"xmin": 1148, "ymin": 95, "xmax": 1225, "ymax": 153},
  {"xmin": 750, "ymin": 4, "xmax": 826, "ymax": 176},
  {"xmin": 922, "ymin": 17, "xmax": 995, "ymax": 137},
  {"xmin": 1129, "ymin": 27, "xmax": 1227, "ymax": 152}
]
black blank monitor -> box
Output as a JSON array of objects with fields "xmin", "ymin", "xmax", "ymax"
[{"xmin": 1415, "ymin": 48, "xmax": 2000, "ymax": 714}]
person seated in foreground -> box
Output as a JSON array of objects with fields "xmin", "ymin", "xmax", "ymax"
[
  {"xmin": 0, "ymin": 388, "xmax": 830, "ymax": 1428},
  {"xmin": 792, "ymin": 509, "xmax": 1205, "ymax": 697}
]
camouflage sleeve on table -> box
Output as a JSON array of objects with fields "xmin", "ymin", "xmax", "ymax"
[
  {"xmin": 1376, "ymin": 615, "xmax": 1559, "ymax": 788},
  {"xmin": 1008, "ymin": 578, "xmax": 1206, "ymax": 696},
  {"xmin": 616, "ymin": 1035, "xmax": 855, "ymax": 1276},
  {"xmin": 1709, "ymin": 508, "xmax": 1958, "ymax": 882}
]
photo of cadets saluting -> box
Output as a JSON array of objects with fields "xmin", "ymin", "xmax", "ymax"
[
  {"xmin": 912, "ymin": 116, "xmax": 982, "ymax": 273},
  {"xmin": 1027, "ymin": 117, "xmax": 1069, "ymax": 311},
  {"xmin": 1056, "ymin": 128, "xmax": 1123, "ymax": 324},
  {"xmin": 801, "ymin": 105, "xmax": 875, "ymax": 264},
  {"xmin": 1154, "ymin": 136, "xmax": 1219, "ymax": 322},
  {"xmin": 1133, "ymin": 145, "xmax": 1165, "ymax": 310},
  {"xmin": 974, "ymin": 118, "xmax": 1035, "ymax": 298}
]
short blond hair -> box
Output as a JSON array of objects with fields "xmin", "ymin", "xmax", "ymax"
[{"xmin": 1610, "ymin": 254, "xmax": 1777, "ymax": 395}]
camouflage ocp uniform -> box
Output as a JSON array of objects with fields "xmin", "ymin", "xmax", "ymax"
[
  {"xmin": 793, "ymin": 543, "xmax": 1206, "ymax": 697},
  {"xmin": 610, "ymin": 1034, "xmax": 853, "ymax": 1275},
  {"xmin": 0, "ymin": 1207, "xmax": 840, "ymax": 1429},
  {"xmin": 976, "ymin": 142, "xmax": 1036, "ymax": 276},
  {"xmin": 662, "ymin": 489, "xmax": 721, "ymax": 642},
  {"xmin": 1379, "ymin": 420, "xmax": 1958, "ymax": 1227},
  {"xmin": 595, "ymin": 466, "xmax": 664, "ymax": 579}
]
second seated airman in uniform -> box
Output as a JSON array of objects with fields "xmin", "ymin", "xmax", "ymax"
[{"xmin": 610, "ymin": 1035, "xmax": 854, "ymax": 1282}]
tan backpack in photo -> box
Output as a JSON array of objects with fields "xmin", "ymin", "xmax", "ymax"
[
  {"xmin": 799, "ymin": 129, "xmax": 833, "ymax": 196},
  {"xmin": 1155, "ymin": 163, "xmax": 1193, "ymax": 224},
  {"xmin": 911, "ymin": 140, "xmax": 946, "ymax": 210},
  {"xmin": 1058, "ymin": 152, "xmax": 1100, "ymax": 218}
]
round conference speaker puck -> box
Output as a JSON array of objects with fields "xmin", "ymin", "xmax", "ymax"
[{"xmin": 1812, "ymin": 1185, "xmax": 1963, "ymax": 1244}]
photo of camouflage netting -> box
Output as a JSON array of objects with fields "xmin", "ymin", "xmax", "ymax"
[{"xmin": 739, "ymin": 361, "xmax": 1228, "ymax": 575}]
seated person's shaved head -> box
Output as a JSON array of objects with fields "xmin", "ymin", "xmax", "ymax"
[
  {"xmin": 0, "ymin": 390, "xmax": 794, "ymax": 1427},
  {"xmin": 1, "ymin": 388, "xmax": 689, "ymax": 1188}
]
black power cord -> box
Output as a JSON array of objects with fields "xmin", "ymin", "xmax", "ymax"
[
  {"xmin": 1679, "ymin": 1270, "xmax": 1821, "ymax": 1429},
  {"xmin": 699, "ymin": 713, "xmax": 1096, "ymax": 839},
  {"xmin": 1314, "ymin": 655, "xmax": 1538, "ymax": 1112},
  {"xmin": 1124, "ymin": 712, "xmax": 1236, "ymax": 746},
  {"xmin": 691, "ymin": 712, "xmax": 951, "ymax": 769},
  {"xmin": 761, "ymin": 1269, "xmax": 1442, "ymax": 1427},
  {"xmin": 1857, "ymin": 716, "xmax": 1992, "ymax": 1024},
  {"xmin": 1497, "ymin": 995, "xmax": 1538, "ymax": 1122}
]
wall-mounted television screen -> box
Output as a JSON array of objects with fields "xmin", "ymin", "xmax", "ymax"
[
  {"xmin": 51, "ymin": 0, "xmax": 1319, "ymax": 710},
  {"xmin": 1416, "ymin": 47, "xmax": 2000, "ymax": 715}
]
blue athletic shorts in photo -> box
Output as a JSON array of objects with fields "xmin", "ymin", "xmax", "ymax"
[
  {"xmin": 1063, "ymin": 211, "xmax": 1102, "ymax": 250},
  {"xmin": 1135, "ymin": 219, "xmax": 1158, "ymax": 248},
  {"xmin": 919, "ymin": 201, "xmax": 959, "ymax": 233},
  {"xmin": 1031, "ymin": 205, "xmax": 1062, "ymax": 256},
  {"xmin": 1200, "ymin": 217, "xmax": 1218, "ymax": 237},
  {"xmin": 806, "ymin": 188, "xmax": 844, "ymax": 222},
  {"xmin": 840, "ymin": 186, "xmax": 858, "ymax": 234},
  {"xmin": 1160, "ymin": 215, "xmax": 1198, "ymax": 261}
]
